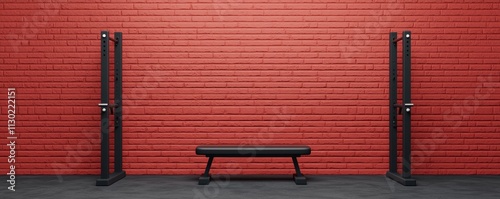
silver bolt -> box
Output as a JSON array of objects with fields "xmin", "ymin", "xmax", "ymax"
[
  {"xmin": 102, "ymin": 108, "xmax": 107, "ymax": 112},
  {"xmin": 406, "ymin": 34, "xmax": 410, "ymax": 38},
  {"xmin": 406, "ymin": 108, "xmax": 410, "ymax": 112},
  {"xmin": 102, "ymin": 34, "xmax": 107, "ymax": 38}
]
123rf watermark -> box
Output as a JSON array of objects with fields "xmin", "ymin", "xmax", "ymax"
[{"xmin": 7, "ymin": 88, "xmax": 16, "ymax": 191}]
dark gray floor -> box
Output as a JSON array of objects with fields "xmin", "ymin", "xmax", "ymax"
[{"xmin": 2, "ymin": 175, "xmax": 500, "ymax": 199}]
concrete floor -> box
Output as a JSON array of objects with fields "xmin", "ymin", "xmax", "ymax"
[{"xmin": 2, "ymin": 175, "xmax": 500, "ymax": 199}]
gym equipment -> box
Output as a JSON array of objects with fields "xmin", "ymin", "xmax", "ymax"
[
  {"xmin": 96, "ymin": 31, "xmax": 126, "ymax": 186},
  {"xmin": 386, "ymin": 31, "xmax": 416, "ymax": 186},
  {"xmin": 196, "ymin": 145, "xmax": 311, "ymax": 185}
]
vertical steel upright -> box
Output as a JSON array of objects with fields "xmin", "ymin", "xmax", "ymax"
[
  {"xmin": 97, "ymin": 31, "xmax": 126, "ymax": 186},
  {"xmin": 114, "ymin": 32, "xmax": 123, "ymax": 174},
  {"xmin": 388, "ymin": 32, "xmax": 398, "ymax": 176},
  {"xmin": 386, "ymin": 31, "xmax": 416, "ymax": 186}
]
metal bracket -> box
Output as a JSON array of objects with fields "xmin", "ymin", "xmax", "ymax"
[
  {"xmin": 98, "ymin": 103, "xmax": 117, "ymax": 114},
  {"xmin": 394, "ymin": 103, "xmax": 414, "ymax": 114},
  {"xmin": 98, "ymin": 103, "xmax": 108, "ymax": 112},
  {"xmin": 404, "ymin": 103, "xmax": 414, "ymax": 113}
]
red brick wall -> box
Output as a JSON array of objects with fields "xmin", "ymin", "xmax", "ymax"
[{"xmin": 1, "ymin": 0, "xmax": 499, "ymax": 175}]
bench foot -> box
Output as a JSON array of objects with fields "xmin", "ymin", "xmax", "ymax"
[
  {"xmin": 386, "ymin": 171, "xmax": 416, "ymax": 186},
  {"xmin": 199, "ymin": 156, "xmax": 214, "ymax": 185},
  {"xmin": 199, "ymin": 175, "xmax": 211, "ymax": 185},
  {"xmin": 293, "ymin": 174, "xmax": 307, "ymax": 185}
]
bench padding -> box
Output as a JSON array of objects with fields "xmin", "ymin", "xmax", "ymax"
[{"xmin": 196, "ymin": 145, "xmax": 311, "ymax": 157}]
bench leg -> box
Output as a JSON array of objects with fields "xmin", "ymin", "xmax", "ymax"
[
  {"xmin": 199, "ymin": 157, "xmax": 214, "ymax": 185},
  {"xmin": 292, "ymin": 157, "xmax": 307, "ymax": 185}
]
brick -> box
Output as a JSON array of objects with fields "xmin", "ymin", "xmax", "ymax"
[
  {"xmin": 61, "ymin": 4, "xmax": 99, "ymax": 10},
  {"xmin": 133, "ymin": 4, "xmax": 158, "ymax": 10}
]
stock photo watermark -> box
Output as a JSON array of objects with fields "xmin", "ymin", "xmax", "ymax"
[
  {"xmin": 7, "ymin": 88, "xmax": 16, "ymax": 191},
  {"xmin": 3, "ymin": 0, "xmax": 62, "ymax": 190}
]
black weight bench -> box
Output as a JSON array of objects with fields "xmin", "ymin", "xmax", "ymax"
[{"xmin": 196, "ymin": 145, "xmax": 311, "ymax": 185}]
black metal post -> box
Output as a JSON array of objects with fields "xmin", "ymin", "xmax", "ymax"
[
  {"xmin": 388, "ymin": 32, "xmax": 398, "ymax": 174},
  {"xmin": 386, "ymin": 31, "xmax": 416, "ymax": 186},
  {"xmin": 100, "ymin": 31, "xmax": 110, "ymax": 180},
  {"xmin": 114, "ymin": 32, "xmax": 123, "ymax": 172},
  {"xmin": 97, "ymin": 31, "xmax": 126, "ymax": 186},
  {"xmin": 402, "ymin": 31, "xmax": 412, "ymax": 179}
]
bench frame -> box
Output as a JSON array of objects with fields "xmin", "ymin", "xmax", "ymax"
[{"xmin": 197, "ymin": 146, "xmax": 309, "ymax": 185}]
